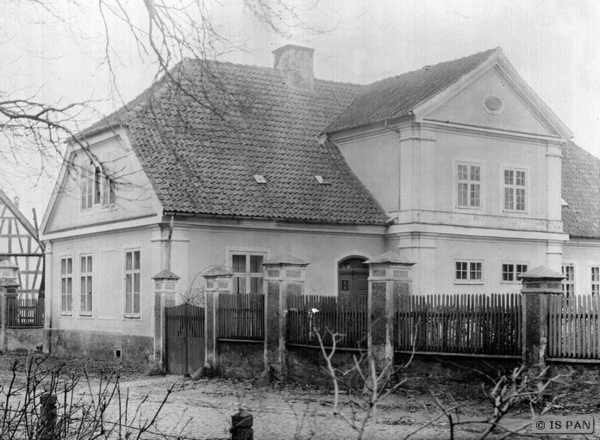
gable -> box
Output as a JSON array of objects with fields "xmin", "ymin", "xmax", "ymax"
[
  {"xmin": 423, "ymin": 68, "xmax": 558, "ymax": 137},
  {"xmin": 42, "ymin": 129, "xmax": 163, "ymax": 235}
]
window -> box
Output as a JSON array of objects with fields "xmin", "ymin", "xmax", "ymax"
[
  {"xmin": 60, "ymin": 257, "xmax": 73, "ymax": 313},
  {"xmin": 80, "ymin": 161, "xmax": 116, "ymax": 211},
  {"xmin": 502, "ymin": 263, "xmax": 528, "ymax": 283},
  {"xmin": 80, "ymin": 168, "xmax": 94, "ymax": 210},
  {"xmin": 562, "ymin": 264, "xmax": 575, "ymax": 297},
  {"xmin": 232, "ymin": 253, "xmax": 264, "ymax": 294},
  {"xmin": 457, "ymin": 164, "xmax": 481, "ymax": 208},
  {"xmin": 504, "ymin": 169, "xmax": 526, "ymax": 211},
  {"xmin": 80, "ymin": 255, "xmax": 93, "ymax": 313},
  {"xmin": 125, "ymin": 250, "xmax": 141, "ymax": 315},
  {"xmin": 455, "ymin": 261, "xmax": 483, "ymax": 282},
  {"xmin": 592, "ymin": 266, "xmax": 600, "ymax": 296}
]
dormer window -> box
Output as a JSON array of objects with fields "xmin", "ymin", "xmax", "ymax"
[
  {"xmin": 80, "ymin": 161, "xmax": 116, "ymax": 211},
  {"xmin": 254, "ymin": 175, "xmax": 267, "ymax": 184}
]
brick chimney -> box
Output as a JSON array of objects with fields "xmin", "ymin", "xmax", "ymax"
[{"xmin": 272, "ymin": 44, "xmax": 315, "ymax": 91}]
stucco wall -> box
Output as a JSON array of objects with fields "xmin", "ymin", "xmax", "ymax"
[
  {"xmin": 177, "ymin": 219, "xmax": 386, "ymax": 297},
  {"xmin": 47, "ymin": 227, "xmax": 156, "ymax": 338},
  {"xmin": 562, "ymin": 239, "xmax": 600, "ymax": 296}
]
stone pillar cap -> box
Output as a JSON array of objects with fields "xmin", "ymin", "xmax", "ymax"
[
  {"xmin": 202, "ymin": 265, "xmax": 233, "ymax": 278},
  {"xmin": 151, "ymin": 268, "xmax": 180, "ymax": 280},
  {"xmin": 263, "ymin": 254, "xmax": 309, "ymax": 266},
  {"xmin": 365, "ymin": 251, "xmax": 415, "ymax": 266},
  {"xmin": 517, "ymin": 265, "xmax": 564, "ymax": 281}
]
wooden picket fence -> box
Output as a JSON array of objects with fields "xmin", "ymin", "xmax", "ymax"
[
  {"xmin": 286, "ymin": 294, "xmax": 368, "ymax": 349},
  {"xmin": 217, "ymin": 293, "xmax": 265, "ymax": 340},
  {"xmin": 548, "ymin": 295, "xmax": 600, "ymax": 359},
  {"xmin": 397, "ymin": 293, "xmax": 522, "ymax": 356},
  {"xmin": 6, "ymin": 296, "xmax": 44, "ymax": 328}
]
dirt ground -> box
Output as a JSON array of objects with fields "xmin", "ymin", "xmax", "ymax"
[{"xmin": 1, "ymin": 354, "xmax": 600, "ymax": 439}]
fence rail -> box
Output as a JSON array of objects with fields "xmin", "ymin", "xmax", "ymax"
[
  {"xmin": 397, "ymin": 293, "xmax": 521, "ymax": 356},
  {"xmin": 217, "ymin": 293, "xmax": 264, "ymax": 340},
  {"xmin": 7, "ymin": 297, "xmax": 44, "ymax": 328},
  {"xmin": 286, "ymin": 294, "xmax": 368, "ymax": 349},
  {"xmin": 549, "ymin": 295, "xmax": 600, "ymax": 359}
]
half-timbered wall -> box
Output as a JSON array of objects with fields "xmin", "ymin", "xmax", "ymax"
[{"xmin": 0, "ymin": 190, "xmax": 44, "ymax": 297}]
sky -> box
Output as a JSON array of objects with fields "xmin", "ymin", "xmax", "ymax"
[{"xmin": 1, "ymin": 0, "xmax": 599, "ymax": 224}]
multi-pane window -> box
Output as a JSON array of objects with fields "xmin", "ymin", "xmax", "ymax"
[
  {"xmin": 455, "ymin": 261, "xmax": 483, "ymax": 282},
  {"xmin": 60, "ymin": 257, "xmax": 73, "ymax": 313},
  {"xmin": 562, "ymin": 264, "xmax": 575, "ymax": 297},
  {"xmin": 504, "ymin": 169, "xmax": 526, "ymax": 211},
  {"xmin": 457, "ymin": 164, "xmax": 481, "ymax": 208},
  {"xmin": 80, "ymin": 168, "xmax": 94, "ymax": 210},
  {"xmin": 502, "ymin": 263, "xmax": 528, "ymax": 282},
  {"xmin": 125, "ymin": 250, "xmax": 141, "ymax": 315},
  {"xmin": 232, "ymin": 254, "xmax": 264, "ymax": 294},
  {"xmin": 80, "ymin": 255, "xmax": 93, "ymax": 313},
  {"xmin": 80, "ymin": 162, "xmax": 116, "ymax": 211},
  {"xmin": 592, "ymin": 266, "xmax": 600, "ymax": 296}
]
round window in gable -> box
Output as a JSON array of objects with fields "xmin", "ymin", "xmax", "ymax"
[{"xmin": 483, "ymin": 95, "xmax": 504, "ymax": 114}]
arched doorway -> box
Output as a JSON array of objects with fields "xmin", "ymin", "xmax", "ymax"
[{"xmin": 338, "ymin": 257, "xmax": 368, "ymax": 298}]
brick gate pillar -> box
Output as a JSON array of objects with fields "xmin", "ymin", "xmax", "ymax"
[
  {"xmin": 365, "ymin": 251, "xmax": 415, "ymax": 367},
  {"xmin": 0, "ymin": 258, "xmax": 20, "ymax": 355},
  {"xmin": 518, "ymin": 266, "xmax": 564, "ymax": 368},
  {"xmin": 263, "ymin": 255, "xmax": 309, "ymax": 380},
  {"xmin": 152, "ymin": 269, "xmax": 180, "ymax": 369},
  {"xmin": 202, "ymin": 266, "xmax": 233, "ymax": 369}
]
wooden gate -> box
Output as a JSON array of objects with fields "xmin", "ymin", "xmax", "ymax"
[{"xmin": 165, "ymin": 303, "xmax": 205, "ymax": 375}]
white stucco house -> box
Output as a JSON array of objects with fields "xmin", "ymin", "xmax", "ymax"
[{"xmin": 39, "ymin": 45, "xmax": 600, "ymax": 363}]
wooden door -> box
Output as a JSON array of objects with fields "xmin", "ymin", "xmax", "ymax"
[{"xmin": 165, "ymin": 304, "xmax": 205, "ymax": 375}]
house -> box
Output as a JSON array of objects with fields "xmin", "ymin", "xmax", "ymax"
[
  {"xmin": 40, "ymin": 44, "xmax": 598, "ymax": 364},
  {"xmin": 0, "ymin": 188, "xmax": 44, "ymax": 297}
]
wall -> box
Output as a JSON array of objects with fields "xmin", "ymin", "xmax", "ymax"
[
  {"xmin": 46, "ymin": 226, "xmax": 156, "ymax": 351},
  {"xmin": 179, "ymin": 218, "xmax": 386, "ymax": 297},
  {"xmin": 562, "ymin": 238, "xmax": 600, "ymax": 295},
  {"xmin": 6, "ymin": 328, "xmax": 44, "ymax": 353},
  {"xmin": 49, "ymin": 329, "xmax": 152, "ymax": 365},
  {"xmin": 217, "ymin": 341, "xmax": 264, "ymax": 380}
]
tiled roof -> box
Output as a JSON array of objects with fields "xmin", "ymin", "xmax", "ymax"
[
  {"xmin": 327, "ymin": 48, "xmax": 499, "ymax": 133},
  {"xmin": 83, "ymin": 59, "xmax": 389, "ymax": 225},
  {"xmin": 561, "ymin": 142, "xmax": 600, "ymax": 238}
]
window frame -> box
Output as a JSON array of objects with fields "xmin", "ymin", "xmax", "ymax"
[
  {"xmin": 454, "ymin": 260, "xmax": 484, "ymax": 284},
  {"xmin": 60, "ymin": 256, "xmax": 73, "ymax": 315},
  {"xmin": 502, "ymin": 167, "xmax": 528, "ymax": 213},
  {"xmin": 455, "ymin": 162, "xmax": 483, "ymax": 210},
  {"xmin": 501, "ymin": 262, "xmax": 529, "ymax": 284},
  {"xmin": 562, "ymin": 264, "xmax": 575, "ymax": 297},
  {"xmin": 231, "ymin": 252, "xmax": 266, "ymax": 294},
  {"xmin": 124, "ymin": 249, "xmax": 142, "ymax": 317},
  {"xmin": 79, "ymin": 254, "xmax": 93, "ymax": 315},
  {"xmin": 80, "ymin": 168, "xmax": 94, "ymax": 211},
  {"xmin": 591, "ymin": 265, "xmax": 600, "ymax": 296}
]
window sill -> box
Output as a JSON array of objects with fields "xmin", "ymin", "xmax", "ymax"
[
  {"xmin": 454, "ymin": 281, "xmax": 484, "ymax": 285},
  {"xmin": 79, "ymin": 312, "xmax": 93, "ymax": 318},
  {"xmin": 60, "ymin": 312, "xmax": 73, "ymax": 316},
  {"xmin": 124, "ymin": 314, "xmax": 141, "ymax": 320}
]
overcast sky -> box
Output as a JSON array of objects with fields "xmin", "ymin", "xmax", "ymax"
[{"xmin": 1, "ymin": 0, "xmax": 599, "ymax": 223}]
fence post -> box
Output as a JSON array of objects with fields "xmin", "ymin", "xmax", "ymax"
[
  {"xmin": 203, "ymin": 266, "xmax": 233, "ymax": 370},
  {"xmin": 152, "ymin": 269, "xmax": 180, "ymax": 370},
  {"xmin": 518, "ymin": 266, "xmax": 564, "ymax": 368},
  {"xmin": 0, "ymin": 258, "xmax": 20, "ymax": 354},
  {"xmin": 263, "ymin": 255, "xmax": 309, "ymax": 381},
  {"xmin": 365, "ymin": 251, "xmax": 415, "ymax": 368}
]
